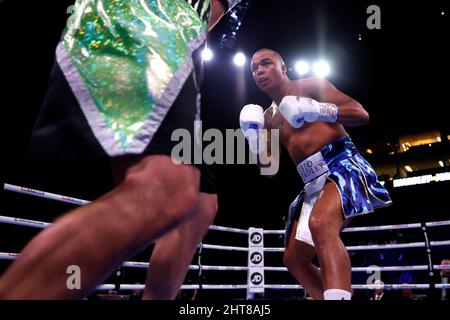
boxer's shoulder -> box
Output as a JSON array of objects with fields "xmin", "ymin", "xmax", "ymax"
[
  {"xmin": 296, "ymin": 77, "xmax": 332, "ymax": 100},
  {"xmin": 299, "ymin": 77, "xmax": 328, "ymax": 86}
]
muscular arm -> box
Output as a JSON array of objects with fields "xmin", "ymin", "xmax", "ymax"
[{"xmin": 304, "ymin": 77, "xmax": 369, "ymax": 127}]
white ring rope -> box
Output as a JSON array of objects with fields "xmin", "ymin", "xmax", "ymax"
[
  {"xmin": 3, "ymin": 183, "xmax": 89, "ymax": 205},
  {"xmin": 433, "ymin": 264, "xmax": 450, "ymax": 270},
  {"xmin": 2, "ymin": 183, "xmax": 450, "ymax": 234},
  {"xmin": 430, "ymin": 240, "xmax": 450, "ymax": 247},
  {"xmin": 263, "ymin": 230, "xmax": 284, "ymax": 235},
  {"xmin": 121, "ymin": 261, "xmax": 149, "ymax": 268},
  {"xmin": 208, "ymin": 225, "xmax": 248, "ymax": 234},
  {"xmin": 189, "ymin": 265, "xmax": 248, "ymax": 271},
  {"xmin": 351, "ymin": 284, "xmax": 430, "ymax": 290},
  {"xmin": 435, "ymin": 284, "xmax": 450, "ymax": 289},
  {"xmin": 425, "ymin": 221, "xmax": 450, "ymax": 227},
  {"xmin": 201, "ymin": 244, "xmax": 248, "ymax": 252},
  {"xmin": 2, "ymin": 252, "xmax": 449, "ymax": 274},
  {"xmin": 343, "ymin": 223, "xmax": 422, "ymax": 232},
  {"xmin": 0, "ymin": 215, "xmax": 49, "ymax": 229},
  {"xmin": 0, "ymin": 252, "xmax": 19, "ymax": 260},
  {"xmin": 96, "ymin": 283, "xmax": 450, "ymax": 291},
  {"xmin": 346, "ymin": 242, "xmax": 426, "ymax": 250},
  {"xmin": 1, "ymin": 213, "xmax": 450, "ymax": 252}
]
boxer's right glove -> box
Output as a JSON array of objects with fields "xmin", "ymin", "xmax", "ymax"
[
  {"xmin": 239, "ymin": 104, "xmax": 265, "ymax": 154},
  {"xmin": 279, "ymin": 96, "xmax": 338, "ymax": 128}
]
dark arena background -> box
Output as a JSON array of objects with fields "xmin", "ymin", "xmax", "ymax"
[{"xmin": 0, "ymin": 0, "xmax": 449, "ymax": 303}]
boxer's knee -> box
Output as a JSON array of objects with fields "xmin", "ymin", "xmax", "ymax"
[
  {"xmin": 309, "ymin": 215, "xmax": 336, "ymax": 247},
  {"xmin": 164, "ymin": 192, "xmax": 199, "ymax": 227},
  {"xmin": 309, "ymin": 203, "xmax": 346, "ymax": 247},
  {"xmin": 308, "ymin": 215, "xmax": 324, "ymax": 238}
]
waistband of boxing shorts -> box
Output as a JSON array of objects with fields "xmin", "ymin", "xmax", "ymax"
[
  {"xmin": 296, "ymin": 151, "xmax": 329, "ymax": 184},
  {"xmin": 296, "ymin": 136, "xmax": 355, "ymax": 184}
]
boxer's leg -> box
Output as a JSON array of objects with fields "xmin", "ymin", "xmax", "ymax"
[
  {"xmin": 284, "ymin": 220, "xmax": 324, "ymax": 300},
  {"xmin": 309, "ymin": 181, "xmax": 352, "ymax": 300},
  {"xmin": 0, "ymin": 155, "xmax": 200, "ymax": 299},
  {"xmin": 143, "ymin": 192, "xmax": 217, "ymax": 300}
]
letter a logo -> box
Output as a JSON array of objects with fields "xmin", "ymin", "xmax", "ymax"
[
  {"xmin": 66, "ymin": 265, "xmax": 81, "ymax": 290},
  {"xmin": 367, "ymin": 5, "xmax": 381, "ymax": 30}
]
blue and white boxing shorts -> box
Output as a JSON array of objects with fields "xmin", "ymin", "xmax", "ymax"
[{"xmin": 285, "ymin": 136, "xmax": 392, "ymax": 247}]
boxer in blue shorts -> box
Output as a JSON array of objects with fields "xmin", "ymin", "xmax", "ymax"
[{"xmin": 240, "ymin": 49, "xmax": 392, "ymax": 300}]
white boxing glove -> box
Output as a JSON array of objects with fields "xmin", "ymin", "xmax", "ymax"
[
  {"xmin": 239, "ymin": 104, "xmax": 265, "ymax": 154},
  {"xmin": 279, "ymin": 96, "xmax": 338, "ymax": 128}
]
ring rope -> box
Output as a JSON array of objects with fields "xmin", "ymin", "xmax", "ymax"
[
  {"xmin": 208, "ymin": 225, "xmax": 248, "ymax": 234},
  {"xmin": 3, "ymin": 183, "xmax": 89, "ymax": 205},
  {"xmin": 2, "ymin": 183, "xmax": 450, "ymax": 233},
  {"xmin": 343, "ymin": 223, "xmax": 422, "ymax": 232},
  {"xmin": 95, "ymin": 283, "xmax": 450, "ymax": 291},
  {"xmin": 0, "ymin": 214, "xmax": 49, "ymax": 229},
  {"xmin": 2, "ymin": 252, "xmax": 449, "ymax": 273},
  {"xmin": 1, "ymin": 213, "xmax": 449, "ymax": 252}
]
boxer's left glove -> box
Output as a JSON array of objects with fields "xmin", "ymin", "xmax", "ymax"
[{"xmin": 279, "ymin": 96, "xmax": 338, "ymax": 128}]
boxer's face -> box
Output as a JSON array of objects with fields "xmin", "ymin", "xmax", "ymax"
[{"xmin": 251, "ymin": 50, "xmax": 286, "ymax": 92}]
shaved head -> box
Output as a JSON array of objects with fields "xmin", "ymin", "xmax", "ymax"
[
  {"xmin": 252, "ymin": 48, "xmax": 285, "ymax": 66},
  {"xmin": 250, "ymin": 48, "xmax": 290, "ymax": 92}
]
